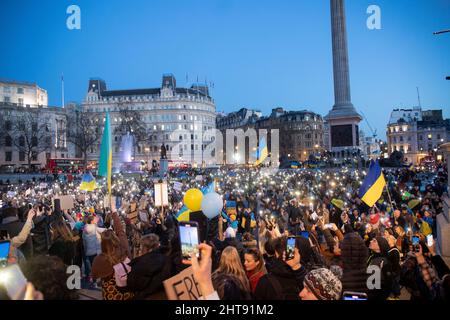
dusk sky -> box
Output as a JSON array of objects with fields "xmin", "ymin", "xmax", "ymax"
[{"xmin": 1, "ymin": 0, "xmax": 449, "ymax": 139}]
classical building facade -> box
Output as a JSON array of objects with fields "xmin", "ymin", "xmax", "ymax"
[
  {"xmin": 0, "ymin": 103, "xmax": 70, "ymax": 171},
  {"xmin": 0, "ymin": 79, "xmax": 48, "ymax": 107},
  {"xmin": 216, "ymin": 107, "xmax": 324, "ymax": 163},
  {"xmin": 387, "ymin": 108, "xmax": 450, "ymax": 165},
  {"xmin": 82, "ymin": 74, "xmax": 216, "ymax": 168},
  {"xmin": 256, "ymin": 108, "xmax": 325, "ymax": 162}
]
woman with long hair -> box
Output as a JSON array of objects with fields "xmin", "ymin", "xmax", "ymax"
[
  {"xmin": 91, "ymin": 211, "xmax": 134, "ymax": 300},
  {"xmin": 48, "ymin": 219, "xmax": 76, "ymax": 266},
  {"xmin": 244, "ymin": 247, "xmax": 267, "ymax": 294},
  {"xmin": 212, "ymin": 246, "xmax": 251, "ymax": 297}
]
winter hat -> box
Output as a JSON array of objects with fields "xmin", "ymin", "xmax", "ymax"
[
  {"xmin": 303, "ymin": 268, "xmax": 342, "ymax": 300},
  {"xmin": 370, "ymin": 213, "xmax": 380, "ymax": 225}
]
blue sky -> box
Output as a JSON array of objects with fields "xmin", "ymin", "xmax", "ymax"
[{"xmin": 0, "ymin": 0, "xmax": 449, "ymax": 139}]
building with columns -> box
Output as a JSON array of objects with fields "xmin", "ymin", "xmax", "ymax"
[{"xmin": 82, "ymin": 74, "xmax": 217, "ymax": 169}]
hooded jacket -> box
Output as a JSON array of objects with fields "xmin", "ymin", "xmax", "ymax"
[
  {"xmin": 340, "ymin": 232, "xmax": 369, "ymax": 294},
  {"xmin": 254, "ymin": 258, "xmax": 307, "ymax": 300},
  {"xmin": 82, "ymin": 224, "xmax": 105, "ymax": 256},
  {"xmin": 367, "ymin": 237, "xmax": 393, "ymax": 300},
  {"xmin": 127, "ymin": 248, "xmax": 172, "ymax": 300}
]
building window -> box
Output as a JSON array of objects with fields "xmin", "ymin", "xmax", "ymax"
[
  {"xmin": 4, "ymin": 96, "xmax": 10, "ymax": 103},
  {"xmin": 400, "ymin": 136, "xmax": 403, "ymax": 142},
  {"xmin": 5, "ymin": 135, "xmax": 12, "ymax": 147},
  {"xmin": 427, "ymin": 134, "xmax": 432, "ymax": 140},
  {"xmin": 19, "ymin": 152, "xmax": 25, "ymax": 161},
  {"xmin": 17, "ymin": 87, "xmax": 24, "ymax": 94},
  {"xmin": 31, "ymin": 152, "xmax": 38, "ymax": 161},
  {"xmin": 60, "ymin": 153, "xmax": 64, "ymax": 159},
  {"xmin": 437, "ymin": 134, "xmax": 441, "ymax": 140},
  {"xmin": 5, "ymin": 151, "xmax": 12, "ymax": 162},
  {"xmin": 5, "ymin": 121, "xmax": 11, "ymax": 131},
  {"xmin": 419, "ymin": 135, "xmax": 423, "ymax": 141}
]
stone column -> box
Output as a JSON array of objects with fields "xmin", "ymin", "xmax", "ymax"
[
  {"xmin": 437, "ymin": 142, "xmax": 450, "ymax": 265},
  {"xmin": 330, "ymin": 0, "xmax": 352, "ymax": 109}
]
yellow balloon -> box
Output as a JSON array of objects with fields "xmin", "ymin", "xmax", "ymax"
[{"xmin": 184, "ymin": 188, "xmax": 203, "ymax": 211}]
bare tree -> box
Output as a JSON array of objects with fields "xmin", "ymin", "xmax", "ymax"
[
  {"xmin": 7, "ymin": 110, "xmax": 53, "ymax": 170},
  {"xmin": 66, "ymin": 108, "xmax": 102, "ymax": 167}
]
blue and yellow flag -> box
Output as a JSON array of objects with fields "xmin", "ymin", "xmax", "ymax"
[
  {"xmin": 201, "ymin": 181, "xmax": 216, "ymax": 194},
  {"xmin": 254, "ymin": 137, "xmax": 268, "ymax": 166},
  {"xmin": 358, "ymin": 160, "xmax": 386, "ymax": 207},
  {"xmin": 79, "ymin": 172, "xmax": 97, "ymax": 192},
  {"xmin": 98, "ymin": 112, "xmax": 112, "ymax": 194},
  {"xmin": 175, "ymin": 205, "xmax": 190, "ymax": 222}
]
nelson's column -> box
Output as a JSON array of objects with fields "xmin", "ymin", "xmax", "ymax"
[{"xmin": 325, "ymin": 0, "xmax": 362, "ymax": 158}]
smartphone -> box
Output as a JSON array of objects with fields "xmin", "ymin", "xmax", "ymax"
[
  {"xmin": 0, "ymin": 264, "xmax": 28, "ymax": 300},
  {"xmin": 412, "ymin": 236, "xmax": 420, "ymax": 252},
  {"xmin": 426, "ymin": 234, "xmax": 434, "ymax": 247},
  {"xmin": 300, "ymin": 231, "xmax": 309, "ymax": 239},
  {"xmin": 0, "ymin": 240, "xmax": 11, "ymax": 268},
  {"xmin": 286, "ymin": 236, "xmax": 296, "ymax": 260},
  {"xmin": 342, "ymin": 291, "xmax": 368, "ymax": 301},
  {"xmin": 179, "ymin": 221, "xmax": 199, "ymax": 261}
]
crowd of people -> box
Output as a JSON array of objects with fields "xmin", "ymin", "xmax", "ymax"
[{"xmin": 0, "ymin": 162, "xmax": 449, "ymax": 301}]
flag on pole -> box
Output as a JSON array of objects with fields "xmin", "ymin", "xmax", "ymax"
[
  {"xmin": 254, "ymin": 137, "xmax": 268, "ymax": 166},
  {"xmin": 79, "ymin": 172, "xmax": 97, "ymax": 191},
  {"xmin": 98, "ymin": 112, "xmax": 112, "ymax": 194},
  {"xmin": 358, "ymin": 160, "xmax": 386, "ymax": 207}
]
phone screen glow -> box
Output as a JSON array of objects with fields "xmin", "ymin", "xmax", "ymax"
[{"xmin": 180, "ymin": 224, "xmax": 199, "ymax": 259}]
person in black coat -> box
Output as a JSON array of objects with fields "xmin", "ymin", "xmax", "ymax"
[
  {"xmin": 127, "ymin": 233, "xmax": 172, "ymax": 300},
  {"xmin": 340, "ymin": 232, "xmax": 369, "ymax": 294},
  {"xmin": 254, "ymin": 237, "xmax": 307, "ymax": 300},
  {"xmin": 367, "ymin": 236, "xmax": 394, "ymax": 300},
  {"xmin": 32, "ymin": 205, "xmax": 61, "ymax": 256}
]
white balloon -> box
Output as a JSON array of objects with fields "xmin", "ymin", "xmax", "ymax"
[{"xmin": 201, "ymin": 192, "xmax": 223, "ymax": 219}]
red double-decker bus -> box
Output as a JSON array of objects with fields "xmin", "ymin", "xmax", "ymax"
[{"xmin": 46, "ymin": 158, "xmax": 84, "ymax": 173}]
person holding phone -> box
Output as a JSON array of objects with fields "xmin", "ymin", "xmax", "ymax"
[
  {"xmin": 0, "ymin": 206, "xmax": 33, "ymax": 259},
  {"xmin": 126, "ymin": 233, "xmax": 171, "ymax": 300}
]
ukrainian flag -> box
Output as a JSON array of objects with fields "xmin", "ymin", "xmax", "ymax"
[
  {"xmin": 79, "ymin": 172, "xmax": 97, "ymax": 192},
  {"xmin": 175, "ymin": 205, "xmax": 190, "ymax": 222},
  {"xmin": 254, "ymin": 137, "xmax": 268, "ymax": 166},
  {"xmin": 358, "ymin": 160, "xmax": 386, "ymax": 207},
  {"xmin": 98, "ymin": 112, "xmax": 112, "ymax": 194}
]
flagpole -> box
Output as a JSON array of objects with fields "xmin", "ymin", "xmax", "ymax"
[{"xmin": 381, "ymin": 166, "xmax": 394, "ymax": 210}]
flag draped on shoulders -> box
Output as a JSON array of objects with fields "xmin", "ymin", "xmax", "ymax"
[{"xmin": 358, "ymin": 159, "xmax": 386, "ymax": 207}]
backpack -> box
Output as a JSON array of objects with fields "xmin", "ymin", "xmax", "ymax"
[{"xmin": 113, "ymin": 257, "xmax": 131, "ymax": 292}]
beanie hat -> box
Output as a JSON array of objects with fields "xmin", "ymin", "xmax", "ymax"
[
  {"xmin": 370, "ymin": 213, "xmax": 380, "ymax": 225},
  {"xmin": 303, "ymin": 268, "xmax": 342, "ymax": 300}
]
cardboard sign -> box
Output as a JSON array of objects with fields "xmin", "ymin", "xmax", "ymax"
[
  {"xmin": 173, "ymin": 181, "xmax": 183, "ymax": 192},
  {"xmin": 103, "ymin": 196, "xmax": 117, "ymax": 210},
  {"xmin": 163, "ymin": 266, "xmax": 202, "ymax": 300},
  {"xmin": 39, "ymin": 183, "xmax": 47, "ymax": 189},
  {"xmin": 56, "ymin": 195, "xmax": 74, "ymax": 211},
  {"xmin": 154, "ymin": 183, "xmax": 169, "ymax": 207}
]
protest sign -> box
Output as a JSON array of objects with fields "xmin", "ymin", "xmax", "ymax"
[
  {"xmin": 173, "ymin": 181, "xmax": 183, "ymax": 192},
  {"xmin": 154, "ymin": 182, "xmax": 169, "ymax": 207},
  {"xmin": 7, "ymin": 191, "xmax": 16, "ymax": 198},
  {"xmin": 54, "ymin": 195, "xmax": 74, "ymax": 211},
  {"xmin": 39, "ymin": 183, "xmax": 47, "ymax": 189},
  {"xmin": 163, "ymin": 266, "xmax": 202, "ymax": 300},
  {"xmin": 195, "ymin": 175, "xmax": 203, "ymax": 181}
]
